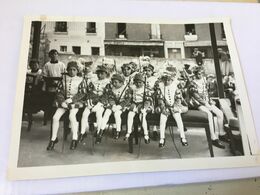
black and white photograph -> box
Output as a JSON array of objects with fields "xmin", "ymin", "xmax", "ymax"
[{"xmin": 7, "ymin": 16, "xmax": 259, "ymax": 180}]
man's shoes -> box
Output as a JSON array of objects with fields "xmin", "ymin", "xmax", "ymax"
[
  {"xmin": 46, "ymin": 138, "xmax": 58, "ymax": 151},
  {"xmin": 114, "ymin": 131, "xmax": 120, "ymax": 139},
  {"xmin": 144, "ymin": 136, "xmax": 150, "ymax": 144},
  {"xmin": 152, "ymin": 131, "xmax": 159, "ymax": 141},
  {"xmin": 70, "ymin": 140, "xmax": 77, "ymax": 150},
  {"xmin": 159, "ymin": 139, "xmax": 165, "ymax": 148},
  {"xmin": 78, "ymin": 132, "xmax": 87, "ymax": 143},
  {"xmin": 180, "ymin": 138, "xmax": 188, "ymax": 146},
  {"xmin": 212, "ymin": 139, "xmax": 225, "ymax": 149},
  {"xmin": 219, "ymin": 134, "xmax": 230, "ymax": 143}
]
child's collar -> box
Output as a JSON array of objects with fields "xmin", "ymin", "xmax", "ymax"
[{"xmin": 50, "ymin": 60, "xmax": 58, "ymax": 64}]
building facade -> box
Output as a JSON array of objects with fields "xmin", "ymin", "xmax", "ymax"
[
  {"xmin": 104, "ymin": 22, "xmax": 227, "ymax": 59},
  {"xmin": 42, "ymin": 21, "xmax": 105, "ymax": 56}
]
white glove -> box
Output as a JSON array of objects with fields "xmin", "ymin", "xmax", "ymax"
[
  {"xmin": 141, "ymin": 108, "xmax": 146, "ymax": 114},
  {"xmin": 112, "ymin": 105, "xmax": 117, "ymax": 112},
  {"xmin": 65, "ymin": 98, "xmax": 73, "ymax": 104},
  {"xmin": 61, "ymin": 102, "xmax": 68, "ymax": 109}
]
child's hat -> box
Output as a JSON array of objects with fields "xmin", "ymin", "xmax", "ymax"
[
  {"xmin": 192, "ymin": 66, "xmax": 203, "ymax": 75},
  {"xmin": 96, "ymin": 65, "xmax": 109, "ymax": 74},
  {"xmin": 134, "ymin": 73, "xmax": 145, "ymax": 82},
  {"xmin": 143, "ymin": 64, "xmax": 154, "ymax": 72},
  {"xmin": 121, "ymin": 63, "xmax": 133, "ymax": 70},
  {"xmin": 206, "ymin": 74, "xmax": 215, "ymax": 79},
  {"xmin": 111, "ymin": 74, "xmax": 125, "ymax": 83},
  {"xmin": 67, "ymin": 61, "xmax": 79, "ymax": 72}
]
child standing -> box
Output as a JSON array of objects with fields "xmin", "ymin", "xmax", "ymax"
[
  {"xmin": 96, "ymin": 74, "xmax": 132, "ymax": 143},
  {"xmin": 125, "ymin": 73, "xmax": 153, "ymax": 144},
  {"xmin": 155, "ymin": 66, "xmax": 188, "ymax": 148},
  {"xmin": 47, "ymin": 61, "xmax": 84, "ymax": 150},
  {"xmin": 78, "ymin": 65, "xmax": 110, "ymax": 142}
]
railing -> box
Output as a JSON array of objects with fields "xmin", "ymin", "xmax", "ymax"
[
  {"xmin": 149, "ymin": 34, "xmax": 163, "ymax": 40},
  {"xmin": 184, "ymin": 34, "xmax": 198, "ymax": 41},
  {"xmin": 86, "ymin": 27, "xmax": 96, "ymax": 33},
  {"xmin": 115, "ymin": 33, "xmax": 128, "ymax": 39}
]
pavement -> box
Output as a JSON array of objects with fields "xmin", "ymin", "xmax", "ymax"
[{"xmin": 18, "ymin": 111, "xmax": 234, "ymax": 167}]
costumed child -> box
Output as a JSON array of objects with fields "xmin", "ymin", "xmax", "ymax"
[
  {"xmin": 143, "ymin": 63, "xmax": 159, "ymax": 140},
  {"xmin": 78, "ymin": 65, "xmax": 110, "ymax": 142},
  {"xmin": 121, "ymin": 62, "xmax": 137, "ymax": 87},
  {"xmin": 188, "ymin": 66, "xmax": 227, "ymax": 149},
  {"xmin": 154, "ymin": 66, "xmax": 188, "ymax": 148},
  {"xmin": 125, "ymin": 73, "xmax": 153, "ymax": 144},
  {"xmin": 95, "ymin": 74, "xmax": 132, "ymax": 143},
  {"xmin": 47, "ymin": 61, "xmax": 84, "ymax": 150}
]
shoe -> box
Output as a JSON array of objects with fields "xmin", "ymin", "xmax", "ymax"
[
  {"xmin": 184, "ymin": 127, "xmax": 188, "ymax": 132},
  {"xmin": 159, "ymin": 139, "xmax": 165, "ymax": 148},
  {"xmin": 78, "ymin": 132, "xmax": 87, "ymax": 143},
  {"xmin": 219, "ymin": 134, "xmax": 230, "ymax": 143},
  {"xmin": 114, "ymin": 131, "xmax": 120, "ymax": 139},
  {"xmin": 152, "ymin": 131, "xmax": 159, "ymax": 141},
  {"xmin": 70, "ymin": 140, "xmax": 77, "ymax": 150},
  {"xmin": 124, "ymin": 133, "xmax": 130, "ymax": 141},
  {"xmin": 144, "ymin": 136, "xmax": 150, "ymax": 144},
  {"xmin": 95, "ymin": 130, "xmax": 103, "ymax": 144},
  {"xmin": 46, "ymin": 138, "xmax": 58, "ymax": 151},
  {"xmin": 212, "ymin": 139, "xmax": 225, "ymax": 149},
  {"xmin": 180, "ymin": 138, "xmax": 188, "ymax": 146}
]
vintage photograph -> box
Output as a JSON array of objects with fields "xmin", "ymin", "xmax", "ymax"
[{"xmin": 8, "ymin": 16, "xmax": 259, "ymax": 180}]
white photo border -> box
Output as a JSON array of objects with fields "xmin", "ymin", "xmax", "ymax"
[{"xmin": 7, "ymin": 16, "xmax": 260, "ymax": 180}]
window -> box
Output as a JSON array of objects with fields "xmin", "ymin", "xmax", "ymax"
[
  {"xmin": 86, "ymin": 22, "xmax": 96, "ymax": 33},
  {"xmin": 117, "ymin": 23, "xmax": 127, "ymax": 38},
  {"xmin": 55, "ymin": 22, "xmax": 67, "ymax": 32},
  {"xmin": 185, "ymin": 24, "xmax": 196, "ymax": 35},
  {"xmin": 91, "ymin": 47, "xmax": 100, "ymax": 55},
  {"xmin": 72, "ymin": 46, "xmax": 81, "ymax": 55},
  {"xmin": 60, "ymin": 45, "xmax": 67, "ymax": 52}
]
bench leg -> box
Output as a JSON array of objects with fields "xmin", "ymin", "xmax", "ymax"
[
  {"xmin": 128, "ymin": 133, "xmax": 133, "ymax": 153},
  {"xmin": 205, "ymin": 125, "xmax": 214, "ymax": 157}
]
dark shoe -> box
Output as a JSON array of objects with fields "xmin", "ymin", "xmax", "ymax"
[
  {"xmin": 212, "ymin": 139, "xmax": 225, "ymax": 149},
  {"xmin": 219, "ymin": 134, "xmax": 230, "ymax": 143},
  {"xmin": 70, "ymin": 140, "xmax": 77, "ymax": 150},
  {"xmin": 180, "ymin": 138, "xmax": 188, "ymax": 146},
  {"xmin": 152, "ymin": 131, "xmax": 159, "ymax": 141},
  {"xmin": 114, "ymin": 131, "xmax": 120, "ymax": 139},
  {"xmin": 159, "ymin": 139, "xmax": 165, "ymax": 148},
  {"xmin": 78, "ymin": 132, "xmax": 87, "ymax": 143},
  {"xmin": 184, "ymin": 127, "xmax": 188, "ymax": 132},
  {"xmin": 124, "ymin": 133, "xmax": 130, "ymax": 141},
  {"xmin": 46, "ymin": 138, "xmax": 58, "ymax": 151},
  {"xmin": 95, "ymin": 130, "xmax": 103, "ymax": 144},
  {"xmin": 144, "ymin": 136, "xmax": 150, "ymax": 144}
]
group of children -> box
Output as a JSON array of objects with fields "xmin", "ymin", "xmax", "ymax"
[{"xmin": 26, "ymin": 49, "xmax": 231, "ymax": 151}]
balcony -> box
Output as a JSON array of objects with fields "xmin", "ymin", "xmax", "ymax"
[
  {"xmin": 115, "ymin": 33, "xmax": 128, "ymax": 39},
  {"xmin": 86, "ymin": 27, "xmax": 96, "ymax": 34},
  {"xmin": 149, "ymin": 34, "xmax": 163, "ymax": 40},
  {"xmin": 184, "ymin": 34, "xmax": 198, "ymax": 41}
]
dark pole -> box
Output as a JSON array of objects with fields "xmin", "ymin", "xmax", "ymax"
[
  {"xmin": 31, "ymin": 21, "xmax": 42, "ymax": 59},
  {"xmin": 209, "ymin": 23, "xmax": 224, "ymax": 98}
]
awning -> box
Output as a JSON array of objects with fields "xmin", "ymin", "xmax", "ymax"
[
  {"xmin": 104, "ymin": 40, "xmax": 164, "ymax": 46},
  {"xmin": 184, "ymin": 40, "xmax": 227, "ymax": 47}
]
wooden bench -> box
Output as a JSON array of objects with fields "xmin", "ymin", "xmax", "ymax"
[{"xmin": 128, "ymin": 110, "xmax": 214, "ymax": 157}]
